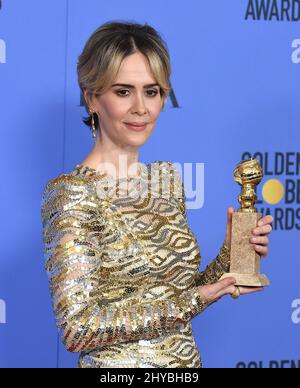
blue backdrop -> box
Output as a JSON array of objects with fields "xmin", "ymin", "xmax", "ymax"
[{"xmin": 0, "ymin": 0, "xmax": 299, "ymax": 368}]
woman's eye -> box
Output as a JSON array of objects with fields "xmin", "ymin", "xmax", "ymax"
[
  {"xmin": 116, "ymin": 89, "xmax": 129, "ymax": 97},
  {"xmin": 147, "ymin": 89, "xmax": 159, "ymax": 97},
  {"xmin": 116, "ymin": 89, "xmax": 159, "ymax": 97}
]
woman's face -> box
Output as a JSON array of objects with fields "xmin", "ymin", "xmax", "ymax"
[{"xmin": 86, "ymin": 52, "xmax": 163, "ymax": 148}]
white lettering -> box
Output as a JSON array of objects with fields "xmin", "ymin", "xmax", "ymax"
[
  {"xmin": 174, "ymin": 162, "xmax": 205, "ymax": 210},
  {"xmin": 0, "ymin": 299, "xmax": 6, "ymax": 324},
  {"xmin": 291, "ymin": 299, "xmax": 300, "ymax": 324},
  {"xmin": 99, "ymin": 372, "xmax": 134, "ymax": 385},
  {"xmin": 0, "ymin": 38, "xmax": 6, "ymax": 63},
  {"xmin": 292, "ymin": 39, "xmax": 300, "ymax": 64}
]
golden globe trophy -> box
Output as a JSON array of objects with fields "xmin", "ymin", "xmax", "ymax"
[{"xmin": 220, "ymin": 158, "xmax": 270, "ymax": 287}]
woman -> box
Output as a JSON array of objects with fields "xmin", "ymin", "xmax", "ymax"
[{"xmin": 41, "ymin": 21, "xmax": 273, "ymax": 368}]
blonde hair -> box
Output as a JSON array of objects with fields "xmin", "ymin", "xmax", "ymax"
[{"xmin": 77, "ymin": 20, "xmax": 172, "ymax": 130}]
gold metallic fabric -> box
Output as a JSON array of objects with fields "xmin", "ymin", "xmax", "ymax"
[{"xmin": 41, "ymin": 160, "xmax": 230, "ymax": 368}]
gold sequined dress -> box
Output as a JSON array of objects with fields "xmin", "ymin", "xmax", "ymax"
[{"xmin": 41, "ymin": 160, "xmax": 230, "ymax": 368}]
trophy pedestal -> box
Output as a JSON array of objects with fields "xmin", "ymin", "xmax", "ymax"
[
  {"xmin": 220, "ymin": 212, "xmax": 270, "ymax": 287},
  {"xmin": 220, "ymin": 272, "xmax": 270, "ymax": 287}
]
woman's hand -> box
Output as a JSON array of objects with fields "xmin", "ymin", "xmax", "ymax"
[
  {"xmin": 224, "ymin": 206, "xmax": 273, "ymax": 259},
  {"xmin": 198, "ymin": 277, "xmax": 263, "ymax": 305}
]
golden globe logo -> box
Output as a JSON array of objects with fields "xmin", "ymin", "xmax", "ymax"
[{"xmin": 262, "ymin": 179, "xmax": 285, "ymax": 204}]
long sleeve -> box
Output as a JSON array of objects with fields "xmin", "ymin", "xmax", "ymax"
[
  {"xmin": 41, "ymin": 175, "xmax": 209, "ymax": 353},
  {"xmin": 171, "ymin": 163, "xmax": 231, "ymax": 287},
  {"xmin": 194, "ymin": 242, "xmax": 231, "ymax": 286}
]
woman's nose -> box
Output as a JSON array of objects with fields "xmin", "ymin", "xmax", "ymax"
[{"xmin": 131, "ymin": 94, "xmax": 147, "ymax": 114}]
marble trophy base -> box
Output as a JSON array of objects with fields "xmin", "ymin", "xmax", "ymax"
[{"xmin": 220, "ymin": 212, "xmax": 270, "ymax": 287}]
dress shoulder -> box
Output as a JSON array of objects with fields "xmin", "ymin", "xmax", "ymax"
[
  {"xmin": 40, "ymin": 173, "xmax": 91, "ymax": 229},
  {"xmin": 43, "ymin": 173, "xmax": 87, "ymax": 192},
  {"xmin": 41, "ymin": 172, "xmax": 92, "ymax": 203}
]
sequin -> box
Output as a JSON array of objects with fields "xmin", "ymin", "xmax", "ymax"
[{"xmin": 41, "ymin": 160, "xmax": 230, "ymax": 368}]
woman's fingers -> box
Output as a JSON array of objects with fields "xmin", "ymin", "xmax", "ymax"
[
  {"xmin": 254, "ymin": 244, "xmax": 268, "ymax": 256},
  {"xmin": 198, "ymin": 277, "xmax": 236, "ymax": 304},
  {"xmin": 250, "ymin": 235, "xmax": 269, "ymax": 245},
  {"xmin": 252, "ymin": 224, "xmax": 272, "ymax": 236},
  {"xmin": 213, "ymin": 278, "xmax": 237, "ymax": 300},
  {"xmin": 239, "ymin": 286, "xmax": 264, "ymax": 295},
  {"xmin": 215, "ymin": 284, "xmax": 264, "ymax": 300},
  {"xmin": 214, "ymin": 277, "xmax": 237, "ymax": 291},
  {"xmin": 214, "ymin": 284, "xmax": 237, "ymax": 300},
  {"xmin": 198, "ymin": 279, "xmax": 264, "ymax": 305},
  {"xmin": 257, "ymin": 215, "xmax": 273, "ymax": 227}
]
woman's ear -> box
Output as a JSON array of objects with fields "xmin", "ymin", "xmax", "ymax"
[{"xmin": 83, "ymin": 89, "xmax": 91, "ymax": 110}]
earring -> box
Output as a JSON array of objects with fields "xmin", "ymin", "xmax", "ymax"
[
  {"xmin": 91, "ymin": 113, "xmax": 96, "ymax": 140},
  {"xmin": 89, "ymin": 109, "xmax": 97, "ymax": 140}
]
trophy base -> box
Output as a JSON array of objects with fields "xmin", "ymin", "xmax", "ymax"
[{"xmin": 219, "ymin": 272, "xmax": 270, "ymax": 287}]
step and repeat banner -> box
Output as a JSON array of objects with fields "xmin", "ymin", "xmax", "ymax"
[{"xmin": 0, "ymin": 0, "xmax": 299, "ymax": 368}]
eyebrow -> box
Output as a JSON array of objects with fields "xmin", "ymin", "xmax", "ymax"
[{"xmin": 111, "ymin": 83, "xmax": 160, "ymax": 88}]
